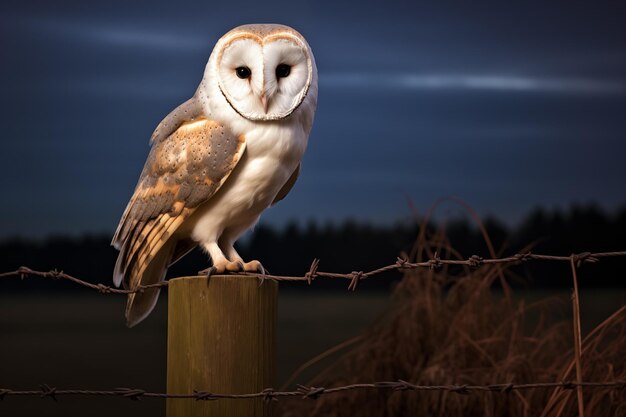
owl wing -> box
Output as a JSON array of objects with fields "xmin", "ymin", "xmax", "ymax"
[
  {"xmin": 272, "ymin": 164, "xmax": 300, "ymax": 205},
  {"xmin": 148, "ymin": 96, "xmax": 203, "ymax": 145},
  {"xmin": 111, "ymin": 115, "xmax": 245, "ymax": 326}
]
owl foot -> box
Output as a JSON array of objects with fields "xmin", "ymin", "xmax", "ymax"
[
  {"xmin": 199, "ymin": 260, "xmax": 244, "ymax": 276},
  {"xmin": 243, "ymin": 260, "xmax": 265, "ymax": 274}
]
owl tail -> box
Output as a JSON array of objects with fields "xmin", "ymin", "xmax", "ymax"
[{"xmin": 123, "ymin": 242, "xmax": 175, "ymax": 328}]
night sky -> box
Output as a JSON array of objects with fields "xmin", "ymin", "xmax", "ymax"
[{"xmin": 1, "ymin": 0, "xmax": 625, "ymax": 238}]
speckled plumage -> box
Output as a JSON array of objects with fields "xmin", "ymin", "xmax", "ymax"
[{"xmin": 112, "ymin": 24, "xmax": 318, "ymax": 326}]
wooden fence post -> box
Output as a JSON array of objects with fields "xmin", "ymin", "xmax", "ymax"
[{"xmin": 166, "ymin": 275, "xmax": 277, "ymax": 417}]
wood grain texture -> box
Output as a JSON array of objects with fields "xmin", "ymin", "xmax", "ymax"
[{"xmin": 166, "ymin": 275, "xmax": 277, "ymax": 417}]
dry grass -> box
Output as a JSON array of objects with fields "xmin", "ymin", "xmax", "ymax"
[{"xmin": 279, "ymin": 218, "xmax": 626, "ymax": 417}]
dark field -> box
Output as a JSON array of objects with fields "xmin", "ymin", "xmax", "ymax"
[
  {"xmin": 1, "ymin": 291, "xmax": 388, "ymax": 417},
  {"xmin": 1, "ymin": 288, "xmax": 624, "ymax": 417}
]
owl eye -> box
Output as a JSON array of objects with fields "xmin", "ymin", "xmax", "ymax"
[
  {"xmin": 275, "ymin": 64, "xmax": 291, "ymax": 79},
  {"xmin": 235, "ymin": 66, "xmax": 251, "ymax": 79}
]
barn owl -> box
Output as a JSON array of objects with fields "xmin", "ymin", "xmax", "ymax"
[{"xmin": 111, "ymin": 24, "xmax": 318, "ymax": 327}]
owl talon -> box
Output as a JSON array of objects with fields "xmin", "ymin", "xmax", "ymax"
[
  {"xmin": 200, "ymin": 260, "xmax": 228, "ymax": 276},
  {"xmin": 199, "ymin": 259, "xmax": 243, "ymax": 276},
  {"xmin": 198, "ymin": 266, "xmax": 218, "ymax": 277},
  {"xmin": 226, "ymin": 260, "xmax": 244, "ymax": 272},
  {"xmin": 243, "ymin": 260, "xmax": 265, "ymax": 274}
]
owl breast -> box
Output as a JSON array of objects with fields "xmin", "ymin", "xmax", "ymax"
[{"xmin": 187, "ymin": 121, "xmax": 308, "ymax": 243}]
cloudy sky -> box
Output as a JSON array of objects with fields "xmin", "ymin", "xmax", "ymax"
[{"xmin": 0, "ymin": 0, "xmax": 624, "ymax": 238}]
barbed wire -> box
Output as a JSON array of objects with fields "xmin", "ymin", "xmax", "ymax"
[
  {"xmin": 1, "ymin": 379, "xmax": 625, "ymax": 402},
  {"xmin": 0, "ymin": 251, "xmax": 625, "ymax": 294}
]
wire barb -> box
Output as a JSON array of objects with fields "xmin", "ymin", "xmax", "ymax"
[
  {"xmin": 347, "ymin": 271, "xmax": 364, "ymax": 291},
  {"xmin": 261, "ymin": 388, "xmax": 277, "ymax": 402},
  {"xmin": 39, "ymin": 384, "xmax": 57, "ymax": 402},
  {"xmin": 304, "ymin": 258, "xmax": 319, "ymax": 285},
  {"xmin": 468, "ymin": 255, "xmax": 484, "ymax": 269},
  {"xmin": 115, "ymin": 388, "xmax": 146, "ymax": 401},
  {"xmin": 297, "ymin": 385, "xmax": 326, "ymax": 399},
  {"xmin": 193, "ymin": 390, "xmax": 217, "ymax": 401}
]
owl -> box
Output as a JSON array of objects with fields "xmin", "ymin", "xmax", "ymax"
[{"xmin": 111, "ymin": 24, "xmax": 318, "ymax": 327}]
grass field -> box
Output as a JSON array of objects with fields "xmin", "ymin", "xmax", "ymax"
[{"xmin": 1, "ymin": 288, "xmax": 624, "ymax": 416}]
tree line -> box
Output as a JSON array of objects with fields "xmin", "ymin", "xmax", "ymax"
[{"xmin": 1, "ymin": 204, "xmax": 624, "ymax": 291}]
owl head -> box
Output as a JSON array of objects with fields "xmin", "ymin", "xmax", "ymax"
[{"xmin": 203, "ymin": 24, "xmax": 317, "ymax": 122}]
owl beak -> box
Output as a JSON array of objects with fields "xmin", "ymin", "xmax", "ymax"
[{"xmin": 260, "ymin": 94, "xmax": 269, "ymax": 113}]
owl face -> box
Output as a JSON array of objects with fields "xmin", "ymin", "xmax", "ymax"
[{"xmin": 213, "ymin": 25, "xmax": 315, "ymax": 122}]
